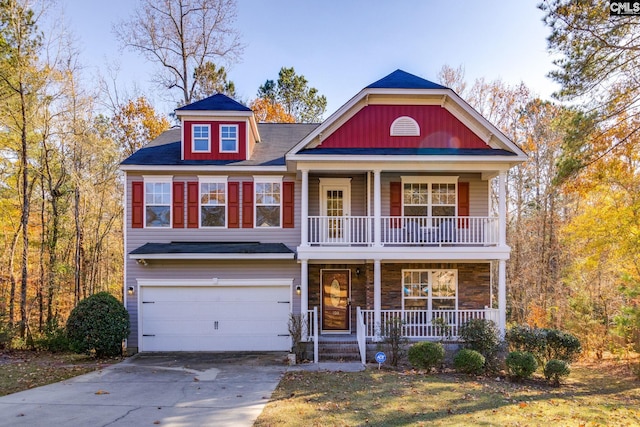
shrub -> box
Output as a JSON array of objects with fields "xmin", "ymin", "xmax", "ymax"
[
  {"xmin": 506, "ymin": 325, "xmax": 582, "ymax": 367},
  {"xmin": 408, "ymin": 341, "xmax": 444, "ymax": 371},
  {"xmin": 0, "ymin": 322, "xmax": 14, "ymax": 350},
  {"xmin": 382, "ymin": 317, "xmax": 408, "ymax": 367},
  {"xmin": 544, "ymin": 359, "xmax": 570, "ymax": 386},
  {"xmin": 459, "ymin": 319, "xmax": 501, "ymax": 370},
  {"xmin": 66, "ymin": 292, "xmax": 130, "ymax": 357},
  {"xmin": 505, "ymin": 351, "xmax": 537, "ymax": 381},
  {"xmin": 34, "ymin": 318, "xmax": 69, "ymax": 352},
  {"xmin": 288, "ymin": 314, "xmax": 306, "ymax": 362},
  {"xmin": 453, "ymin": 349, "xmax": 485, "ymax": 375}
]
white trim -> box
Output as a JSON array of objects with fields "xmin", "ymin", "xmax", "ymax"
[
  {"xmin": 401, "ymin": 175, "xmax": 459, "ymax": 184},
  {"xmin": 121, "ymin": 165, "xmax": 288, "ymax": 172},
  {"xmin": 142, "ymin": 176, "xmax": 172, "ymax": 228},
  {"xmin": 319, "ymin": 178, "xmax": 352, "ymax": 243},
  {"xmin": 175, "ymin": 110, "xmax": 253, "ymax": 118},
  {"xmin": 129, "ymin": 252, "xmax": 295, "ymax": 260},
  {"xmin": 254, "ymin": 175, "xmax": 284, "ymax": 183},
  {"xmin": 137, "ymin": 278, "xmax": 294, "ymax": 287},
  {"xmin": 219, "ymin": 124, "xmax": 239, "ymax": 153},
  {"xmin": 254, "ymin": 176, "xmax": 283, "ymax": 228},
  {"xmin": 198, "ymin": 176, "xmax": 228, "ymax": 228},
  {"xmin": 142, "ymin": 175, "xmax": 173, "ymax": 182},
  {"xmin": 401, "ymin": 269, "xmax": 458, "ymax": 311},
  {"xmin": 192, "ymin": 123, "xmax": 211, "ymax": 153}
]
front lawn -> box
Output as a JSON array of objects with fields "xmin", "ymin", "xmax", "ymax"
[
  {"xmin": 0, "ymin": 351, "xmax": 117, "ymax": 397},
  {"xmin": 256, "ymin": 357, "xmax": 640, "ymax": 426}
]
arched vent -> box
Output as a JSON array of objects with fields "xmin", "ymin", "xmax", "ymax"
[{"xmin": 390, "ymin": 116, "xmax": 420, "ymax": 136}]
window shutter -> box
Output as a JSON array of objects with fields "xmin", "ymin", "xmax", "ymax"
[
  {"xmin": 172, "ymin": 182, "xmax": 185, "ymax": 228},
  {"xmin": 242, "ymin": 181, "xmax": 254, "ymax": 228},
  {"xmin": 458, "ymin": 181, "xmax": 470, "ymax": 228},
  {"xmin": 390, "ymin": 181, "xmax": 402, "ymax": 228},
  {"xmin": 228, "ymin": 182, "xmax": 240, "ymax": 228},
  {"xmin": 187, "ymin": 181, "xmax": 199, "ymax": 228},
  {"xmin": 282, "ymin": 181, "xmax": 295, "ymax": 228},
  {"xmin": 131, "ymin": 181, "xmax": 144, "ymax": 228}
]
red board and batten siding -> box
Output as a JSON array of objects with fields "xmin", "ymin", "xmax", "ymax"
[
  {"xmin": 319, "ymin": 105, "xmax": 490, "ymax": 149},
  {"xmin": 182, "ymin": 120, "xmax": 247, "ymax": 161}
]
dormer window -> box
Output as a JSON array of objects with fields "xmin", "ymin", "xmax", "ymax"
[
  {"xmin": 391, "ymin": 116, "xmax": 420, "ymax": 136},
  {"xmin": 193, "ymin": 124, "xmax": 210, "ymax": 152},
  {"xmin": 220, "ymin": 124, "xmax": 238, "ymax": 153}
]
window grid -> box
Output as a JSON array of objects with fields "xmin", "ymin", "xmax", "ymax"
[
  {"xmin": 220, "ymin": 125, "xmax": 238, "ymax": 152},
  {"xmin": 193, "ymin": 125, "xmax": 210, "ymax": 152},
  {"xmin": 200, "ymin": 182, "xmax": 226, "ymax": 227},
  {"xmin": 145, "ymin": 182, "xmax": 171, "ymax": 227},
  {"xmin": 402, "ymin": 269, "xmax": 457, "ymax": 311},
  {"xmin": 255, "ymin": 182, "xmax": 281, "ymax": 227},
  {"xmin": 403, "ymin": 182, "xmax": 457, "ymax": 217}
]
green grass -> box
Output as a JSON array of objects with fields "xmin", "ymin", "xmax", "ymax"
[
  {"xmin": 256, "ymin": 358, "xmax": 640, "ymax": 426},
  {"xmin": 0, "ymin": 351, "xmax": 115, "ymax": 396}
]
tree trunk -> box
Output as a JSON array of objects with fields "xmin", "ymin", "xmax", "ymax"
[{"xmin": 19, "ymin": 82, "xmax": 29, "ymax": 339}]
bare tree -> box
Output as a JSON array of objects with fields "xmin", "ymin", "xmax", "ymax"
[{"xmin": 114, "ymin": 0, "xmax": 243, "ymax": 106}]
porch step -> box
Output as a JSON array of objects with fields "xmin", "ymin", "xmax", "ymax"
[{"xmin": 318, "ymin": 339, "xmax": 361, "ymax": 362}]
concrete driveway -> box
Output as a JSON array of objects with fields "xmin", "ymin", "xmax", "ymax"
[{"xmin": 0, "ymin": 352, "xmax": 288, "ymax": 427}]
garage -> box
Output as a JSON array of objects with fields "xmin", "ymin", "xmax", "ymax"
[{"xmin": 139, "ymin": 281, "xmax": 291, "ymax": 352}]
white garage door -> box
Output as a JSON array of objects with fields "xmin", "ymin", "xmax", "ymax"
[{"xmin": 140, "ymin": 284, "xmax": 291, "ymax": 352}]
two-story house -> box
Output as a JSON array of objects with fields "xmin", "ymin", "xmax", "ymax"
[{"xmin": 120, "ymin": 69, "xmax": 526, "ymax": 362}]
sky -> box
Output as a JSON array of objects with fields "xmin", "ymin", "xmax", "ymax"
[{"xmin": 59, "ymin": 0, "xmax": 558, "ymax": 118}]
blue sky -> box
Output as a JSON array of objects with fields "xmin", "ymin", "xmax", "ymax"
[{"xmin": 61, "ymin": 0, "xmax": 557, "ymax": 117}]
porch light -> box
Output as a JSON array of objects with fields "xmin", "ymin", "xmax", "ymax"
[
  {"xmin": 295, "ymin": 285, "xmax": 301, "ymax": 295},
  {"xmin": 127, "ymin": 286, "xmax": 134, "ymax": 296},
  {"xmin": 356, "ymin": 268, "xmax": 361, "ymax": 277}
]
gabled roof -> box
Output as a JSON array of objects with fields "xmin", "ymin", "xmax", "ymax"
[
  {"xmin": 175, "ymin": 93, "xmax": 252, "ymax": 112},
  {"xmin": 366, "ymin": 69, "xmax": 447, "ymax": 90}
]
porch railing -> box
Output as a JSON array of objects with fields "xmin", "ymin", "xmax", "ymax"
[
  {"xmin": 306, "ymin": 216, "xmax": 498, "ymax": 246},
  {"xmin": 360, "ymin": 308, "xmax": 499, "ymax": 339},
  {"xmin": 305, "ymin": 307, "xmax": 319, "ymax": 363},
  {"xmin": 356, "ymin": 307, "xmax": 367, "ymax": 364}
]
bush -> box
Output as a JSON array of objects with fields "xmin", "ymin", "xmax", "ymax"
[
  {"xmin": 544, "ymin": 359, "xmax": 570, "ymax": 386},
  {"xmin": 0, "ymin": 322, "xmax": 14, "ymax": 350},
  {"xmin": 505, "ymin": 351, "xmax": 537, "ymax": 381},
  {"xmin": 506, "ymin": 325, "xmax": 581, "ymax": 367},
  {"xmin": 34, "ymin": 318, "xmax": 69, "ymax": 352},
  {"xmin": 382, "ymin": 317, "xmax": 408, "ymax": 367},
  {"xmin": 459, "ymin": 319, "xmax": 501, "ymax": 370},
  {"xmin": 66, "ymin": 292, "xmax": 130, "ymax": 357},
  {"xmin": 453, "ymin": 349, "xmax": 485, "ymax": 375},
  {"xmin": 408, "ymin": 341, "xmax": 444, "ymax": 371}
]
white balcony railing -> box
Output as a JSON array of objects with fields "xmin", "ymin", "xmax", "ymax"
[
  {"xmin": 360, "ymin": 308, "xmax": 499, "ymax": 339},
  {"xmin": 307, "ymin": 216, "xmax": 498, "ymax": 246}
]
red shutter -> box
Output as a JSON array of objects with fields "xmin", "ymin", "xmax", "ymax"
[
  {"xmin": 282, "ymin": 181, "xmax": 295, "ymax": 228},
  {"xmin": 390, "ymin": 181, "xmax": 402, "ymax": 228},
  {"xmin": 187, "ymin": 181, "xmax": 199, "ymax": 228},
  {"xmin": 458, "ymin": 181, "xmax": 470, "ymax": 228},
  {"xmin": 131, "ymin": 181, "xmax": 144, "ymax": 228},
  {"xmin": 242, "ymin": 181, "xmax": 254, "ymax": 228},
  {"xmin": 228, "ymin": 182, "xmax": 240, "ymax": 228},
  {"xmin": 172, "ymin": 182, "xmax": 185, "ymax": 228}
]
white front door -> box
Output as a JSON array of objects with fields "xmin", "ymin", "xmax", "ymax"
[{"xmin": 319, "ymin": 178, "xmax": 351, "ymax": 244}]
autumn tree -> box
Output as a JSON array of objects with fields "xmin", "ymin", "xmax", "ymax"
[
  {"xmin": 256, "ymin": 67, "xmax": 327, "ymax": 123},
  {"xmin": 111, "ymin": 96, "xmax": 171, "ymax": 157},
  {"xmin": 249, "ymin": 97, "xmax": 294, "ymax": 123},
  {"xmin": 114, "ymin": 0, "xmax": 243, "ymax": 106}
]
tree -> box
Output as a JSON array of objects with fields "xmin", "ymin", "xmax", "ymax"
[
  {"xmin": 249, "ymin": 97, "xmax": 295, "ymax": 123},
  {"xmin": 540, "ymin": 0, "xmax": 640, "ymax": 178},
  {"xmin": 114, "ymin": 0, "xmax": 243, "ymax": 106},
  {"xmin": 256, "ymin": 67, "xmax": 327, "ymax": 123},
  {"xmin": 110, "ymin": 96, "xmax": 171, "ymax": 157},
  {"xmin": 192, "ymin": 61, "xmax": 236, "ymax": 101}
]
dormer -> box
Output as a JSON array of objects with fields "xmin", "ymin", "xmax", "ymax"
[{"xmin": 175, "ymin": 94, "xmax": 260, "ymax": 161}]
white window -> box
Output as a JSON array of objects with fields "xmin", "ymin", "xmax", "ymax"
[
  {"xmin": 144, "ymin": 176, "xmax": 172, "ymax": 227},
  {"xmin": 193, "ymin": 124, "xmax": 210, "ymax": 152},
  {"xmin": 402, "ymin": 176, "xmax": 458, "ymax": 218},
  {"xmin": 254, "ymin": 176, "xmax": 282, "ymax": 227},
  {"xmin": 220, "ymin": 124, "xmax": 238, "ymax": 153},
  {"xmin": 402, "ymin": 269, "xmax": 457, "ymax": 311},
  {"xmin": 391, "ymin": 116, "xmax": 420, "ymax": 136},
  {"xmin": 199, "ymin": 176, "xmax": 227, "ymax": 227}
]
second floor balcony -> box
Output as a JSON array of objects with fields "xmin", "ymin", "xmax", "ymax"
[{"xmin": 306, "ymin": 215, "xmax": 499, "ymax": 246}]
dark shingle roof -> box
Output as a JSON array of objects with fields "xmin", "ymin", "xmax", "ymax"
[
  {"xmin": 175, "ymin": 93, "xmax": 252, "ymax": 112},
  {"xmin": 130, "ymin": 242, "xmax": 294, "ymax": 255},
  {"xmin": 120, "ymin": 123, "xmax": 319, "ymax": 166},
  {"xmin": 367, "ymin": 69, "xmax": 447, "ymax": 90}
]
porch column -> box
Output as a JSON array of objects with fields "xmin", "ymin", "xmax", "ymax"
[
  {"xmin": 301, "ymin": 169, "xmax": 309, "ymax": 247},
  {"xmin": 373, "ymin": 169, "xmax": 381, "ymax": 247},
  {"xmin": 498, "ymin": 171, "xmax": 507, "ymax": 246},
  {"xmin": 498, "ymin": 259, "xmax": 507, "ymax": 337},
  {"xmin": 300, "ymin": 259, "xmax": 309, "ymax": 340},
  {"xmin": 374, "ymin": 259, "xmax": 382, "ymax": 340}
]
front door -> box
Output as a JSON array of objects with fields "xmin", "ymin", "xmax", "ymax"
[
  {"xmin": 321, "ymin": 269, "xmax": 351, "ymax": 332},
  {"xmin": 319, "ymin": 178, "xmax": 351, "ymax": 244}
]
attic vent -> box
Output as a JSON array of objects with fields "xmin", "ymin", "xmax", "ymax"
[{"xmin": 390, "ymin": 116, "xmax": 420, "ymax": 136}]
